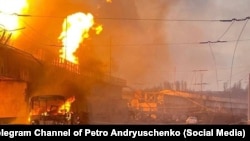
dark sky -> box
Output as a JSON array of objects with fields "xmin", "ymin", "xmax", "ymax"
[{"xmin": 4, "ymin": 0, "xmax": 250, "ymax": 91}]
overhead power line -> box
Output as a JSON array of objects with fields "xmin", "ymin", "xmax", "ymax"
[
  {"xmin": 97, "ymin": 17, "xmax": 250, "ymax": 22},
  {"xmin": 208, "ymin": 42, "xmax": 219, "ymax": 91},
  {"xmin": 199, "ymin": 40, "xmax": 227, "ymax": 44},
  {"xmin": 203, "ymin": 21, "xmax": 236, "ymax": 91},
  {"xmin": 220, "ymin": 17, "xmax": 250, "ymax": 22},
  {"xmin": 89, "ymin": 38, "xmax": 248, "ymax": 47},
  {"xmin": 207, "ymin": 20, "xmax": 235, "ymax": 91},
  {"xmin": 217, "ymin": 21, "xmax": 235, "ymax": 40},
  {"xmin": 229, "ymin": 19, "xmax": 249, "ymax": 90},
  {"xmin": 2, "ymin": 11, "xmax": 250, "ymax": 22},
  {"xmin": 228, "ymin": 19, "xmax": 249, "ymax": 119}
]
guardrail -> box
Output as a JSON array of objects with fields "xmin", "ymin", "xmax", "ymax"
[{"xmin": 51, "ymin": 57, "xmax": 126, "ymax": 86}]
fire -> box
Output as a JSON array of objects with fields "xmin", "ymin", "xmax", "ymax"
[
  {"xmin": 58, "ymin": 96, "xmax": 75, "ymax": 113},
  {"xmin": 58, "ymin": 12, "xmax": 103, "ymax": 64},
  {"xmin": 95, "ymin": 25, "xmax": 103, "ymax": 35},
  {"xmin": 0, "ymin": 0, "xmax": 28, "ymax": 40}
]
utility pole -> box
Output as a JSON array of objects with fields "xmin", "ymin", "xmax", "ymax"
[
  {"xmin": 201, "ymin": 72, "xmax": 203, "ymax": 92},
  {"xmin": 174, "ymin": 67, "xmax": 176, "ymax": 91},
  {"xmin": 65, "ymin": 16, "xmax": 68, "ymax": 62},
  {"xmin": 193, "ymin": 69, "xmax": 208, "ymax": 92},
  {"xmin": 193, "ymin": 70, "xmax": 197, "ymax": 91},
  {"xmin": 109, "ymin": 36, "xmax": 112, "ymax": 78},
  {"xmin": 248, "ymin": 74, "xmax": 250, "ymax": 123}
]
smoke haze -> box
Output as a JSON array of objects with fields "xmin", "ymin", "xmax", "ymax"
[{"xmin": 8, "ymin": 0, "xmax": 250, "ymax": 91}]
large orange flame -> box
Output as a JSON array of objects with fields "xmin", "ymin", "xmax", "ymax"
[
  {"xmin": 58, "ymin": 12, "xmax": 103, "ymax": 64},
  {"xmin": 58, "ymin": 96, "xmax": 75, "ymax": 114},
  {"xmin": 0, "ymin": 0, "xmax": 28, "ymax": 40}
]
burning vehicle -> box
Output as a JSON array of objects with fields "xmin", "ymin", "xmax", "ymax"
[{"xmin": 28, "ymin": 94, "xmax": 79, "ymax": 125}]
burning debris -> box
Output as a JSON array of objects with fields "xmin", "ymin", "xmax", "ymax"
[{"xmin": 58, "ymin": 12, "xmax": 103, "ymax": 64}]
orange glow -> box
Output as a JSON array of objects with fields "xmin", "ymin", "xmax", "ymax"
[
  {"xmin": 28, "ymin": 116, "xmax": 30, "ymax": 123},
  {"xmin": 0, "ymin": 0, "xmax": 28, "ymax": 39},
  {"xmin": 106, "ymin": 0, "xmax": 112, "ymax": 3},
  {"xmin": 58, "ymin": 96, "xmax": 75, "ymax": 113},
  {"xmin": 58, "ymin": 12, "xmax": 103, "ymax": 64}
]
